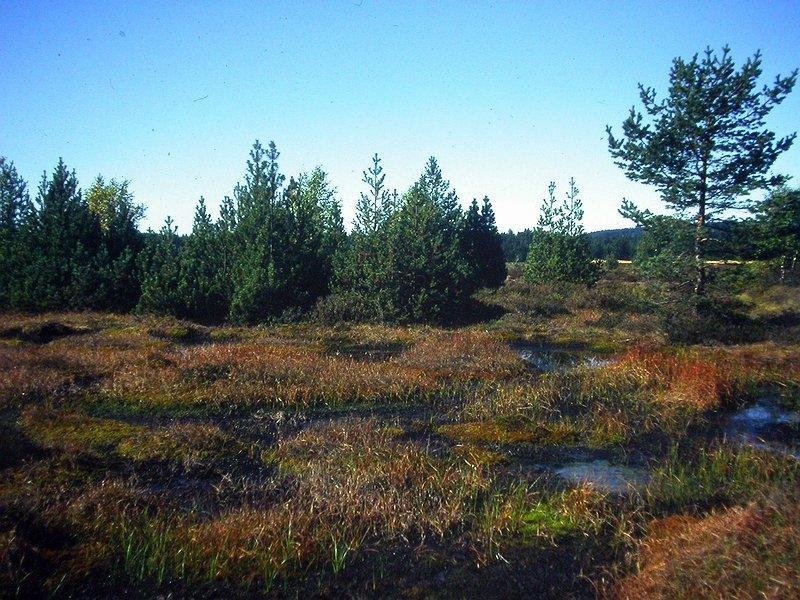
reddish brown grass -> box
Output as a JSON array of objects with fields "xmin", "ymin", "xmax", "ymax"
[
  {"xmin": 617, "ymin": 489, "xmax": 800, "ymax": 599},
  {"xmin": 615, "ymin": 348, "xmax": 733, "ymax": 411},
  {"xmin": 393, "ymin": 331, "xmax": 524, "ymax": 380}
]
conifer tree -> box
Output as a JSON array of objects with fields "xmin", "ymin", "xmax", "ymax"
[
  {"xmin": 85, "ymin": 176, "xmax": 145, "ymax": 310},
  {"xmin": 17, "ymin": 159, "xmax": 102, "ymax": 310},
  {"xmin": 754, "ymin": 187, "xmax": 800, "ymax": 281},
  {"xmin": 216, "ymin": 194, "xmax": 238, "ymax": 303},
  {"xmin": 608, "ymin": 46, "xmax": 797, "ymax": 294},
  {"xmin": 0, "ymin": 157, "xmax": 31, "ymax": 307},
  {"xmin": 633, "ymin": 215, "xmax": 695, "ymax": 284},
  {"xmin": 334, "ymin": 157, "xmax": 473, "ymax": 322},
  {"xmin": 306, "ymin": 168, "xmax": 346, "ymax": 299},
  {"xmin": 336, "ymin": 154, "xmax": 396, "ymax": 299},
  {"xmin": 354, "ymin": 154, "xmax": 393, "ymax": 235},
  {"xmin": 417, "ymin": 157, "xmax": 462, "ymax": 229},
  {"xmin": 229, "ymin": 141, "xmax": 286, "ymax": 323},
  {"xmin": 385, "ymin": 177, "xmax": 469, "ymax": 322},
  {"xmin": 525, "ymin": 178, "xmax": 597, "ymax": 284},
  {"xmin": 460, "ymin": 196, "xmax": 507, "ymax": 290},
  {"xmin": 178, "ymin": 198, "xmax": 228, "ymax": 322},
  {"xmin": 137, "ymin": 217, "xmax": 184, "ymax": 315}
]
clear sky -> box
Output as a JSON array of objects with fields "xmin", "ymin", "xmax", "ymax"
[{"xmin": 2, "ymin": 1, "xmax": 798, "ymax": 233}]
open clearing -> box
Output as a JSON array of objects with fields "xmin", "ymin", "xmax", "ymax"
[{"xmin": 2, "ymin": 266, "xmax": 799, "ymax": 598}]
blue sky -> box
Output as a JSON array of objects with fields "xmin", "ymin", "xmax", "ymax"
[{"xmin": 1, "ymin": 1, "xmax": 798, "ymax": 233}]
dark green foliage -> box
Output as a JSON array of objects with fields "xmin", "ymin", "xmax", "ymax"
[
  {"xmin": 228, "ymin": 140, "xmax": 286, "ymax": 324},
  {"xmin": 633, "ymin": 215, "xmax": 695, "ymax": 286},
  {"xmin": 137, "ymin": 218, "xmax": 185, "ymax": 316},
  {"xmin": 137, "ymin": 141, "xmax": 347, "ymax": 324},
  {"xmin": 384, "ymin": 183, "xmax": 468, "ymax": 322},
  {"xmin": 177, "ymin": 198, "xmax": 229, "ymax": 323},
  {"xmin": 753, "ymin": 187, "xmax": 800, "ymax": 281},
  {"xmin": 587, "ymin": 228, "xmax": 641, "ymax": 260},
  {"xmin": 525, "ymin": 179, "xmax": 598, "ymax": 285},
  {"xmin": 85, "ymin": 177, "xmax": 145, "ymax": 311},
  {"xmin": 0, "ymin": 157, "xmax": 31, "ymax": 306},
  {"xmin": 12, "ymin": 160, "xmax": 103, "ymax": 310},
  {"xmin": 1, "ymin": 160, "xmax": 144, "ymax": 312},
  {"xmin": 280, "ymin": 168, "xmax": 345, "ymax": 311},
  {"xmin": 353, "ymin": 153, "xmax": 395, "ymax": 235},
  {"xmin": 609, "ymin": 46, "xmax": 797, "ymax": 294},
  {"xmin": 334, "ymin": 156, "xmax": 475, "ymax": 323},
  {"xmin": 502, "ymin": 227, "xmax": 641, "ymax": 263},
  {"xmin": 334, "ymin": 154, "xmax": 396, "ymax": 312},
  {"xmin": 461, "ymin": 197, "xmax": 507, "ymax": 290},
  {"xmin": 500, "ymin": 228, "xmax": 533, "ymax": 262}
]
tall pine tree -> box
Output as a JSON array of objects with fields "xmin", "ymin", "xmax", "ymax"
[
  {"xmin": 608, "ymin": 46, "xmax": 797, "ymax": 294},
  {"xmin": 85, "ymin": 176, "xmax": 145, "ymax": 311},
  {"xmin": 178, "ymin": 198, "xmax": 229, "ymax": 322},
  {"xmin": 460, "ymin": 196, "xmax": 507, "ymax": 290},
  {"xmin": 17, "ymin": 160, "xmax": 102, "ymax": 310},
  {"xmin": 0, "ymin": 157, "xmax": 31, "ymax": 307},
  {"xmin": 228, "ymin": 141, "xmax": 286, "ymax": 323},
  {"xmin": 137, "ymin": 217, "xmax": 185, "ymax": 316}
]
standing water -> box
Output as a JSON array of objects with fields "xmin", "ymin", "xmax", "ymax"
[
  {"xmin": 723, "ymin": 397, "xmax": 800, "ymax": 458},
  {"xmin": 512, "ymin": 343, "xmax": 614, "ymax": 373},
  {"xmin": 553, "ymin": 459, "xmax": 651, "ymax": 493}
]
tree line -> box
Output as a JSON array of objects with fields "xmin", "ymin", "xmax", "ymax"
[
  {"xmin": 0, "ymin": 147, "xmax": 506, "ymax": 324},
  {"xmin": 2, "ymin": 46, "xmax": 798, "ymax": 322}
]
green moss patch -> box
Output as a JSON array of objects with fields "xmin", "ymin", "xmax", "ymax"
[
  {"xmin": 118, "ymin": 423, "xmax": 265, "ymax": 473},
  {"xmin": 20, "ymin": 408, "xmax": 144, "ymax": 453}
]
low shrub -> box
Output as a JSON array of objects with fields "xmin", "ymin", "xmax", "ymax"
[{"xmin": 312, "ymin": 291, "xmax": 389, "ymax": 324}]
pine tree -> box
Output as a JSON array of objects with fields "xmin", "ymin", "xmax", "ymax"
[
  {"xmin": 178, "ymin": 198, "xmax": 228, "ymax": 322},
  {"xmin": 216, "ymin": 194, "xmax": 238, "ymax": 304},
  {"xmin": 308, "ymin": 168, "xmax": 346, "ymax": 300},
  {"xmin": 354, "ymin": 154, "xmax": 392, "ymax": 235},
  {"xmin": 17, "ymin": 159, "xmax": 102, "ymax": 310},
  {"xmin": 137, "ymin": 217, "xmax": 184, "ymax": 315},
  {"xmin": 417, "ymin": 157, "xmax": 462, "ymax": 229},
  {"xmin": 461, "ymin": 197, "xmax": 508, "ymax": 291},
  {"xmin": 334, "ymin": 157, "xmax": 473, "ymax": 322},
  {"xmin": 525, "ymin": 179, "xmax": 597, "ymax": 285},
  {"xmin": 385, "ymin": 179, "xmax": 469, "ymax": 322},
  {"xmin": 754, "ymin": 187, "xmax": 800, "ymax": 281},
  {"xmin": 461, "ymin": 198, "xmax": 484, "ymax": 291},
  {"xmin": 229, "ymin": 140, "xmax": 286, "ymax": 323},
  {"xmin": 633, "ymin": 215, "xmax": 695, "ymax": 285},
  {"xmin": 336, "ymin": 154, "xmax": 396, "ymax": 300},
  {"xmin": 0, "ymin": 157, "xmax": 31, "ymax": 307},
  {"xmin": 86, "ymin": 176, "xmax": 145, "ymax": 311},
  {"xmin": 608, "ymin": 46, "xmax": 797, "ymax": 294}
]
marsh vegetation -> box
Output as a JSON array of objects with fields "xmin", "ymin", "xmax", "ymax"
[{"xmin": 1, "ymin": 263, "xmax": 799, "ymax": 598}]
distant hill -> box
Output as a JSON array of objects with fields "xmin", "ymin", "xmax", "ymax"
[
  {"xmin": 586, "ymin": 227, "xmax": 642, "ymax": 241},
  {"xmin": 500, "ymin": 227, "xmax": 642, "ymax": 262},
  {"xmin": 586, "ymin": 227, "xmax": 642, "ymax": 260}
]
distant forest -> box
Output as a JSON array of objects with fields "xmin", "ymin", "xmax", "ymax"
[
  {"xmin": 501, "ymin": 228, "xmax": 642, "ymax": 262},
  {"xmin": 501, "ymin": 222, "xmax": 773, "ymax": 264}
]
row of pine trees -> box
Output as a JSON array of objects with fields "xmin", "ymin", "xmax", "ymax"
[{"xmin": 0, "ymin": 142, "xmax": 507, "ymax": 324}]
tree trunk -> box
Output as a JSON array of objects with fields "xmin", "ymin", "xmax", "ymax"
[
  {"xmin": 780, "ymin": 255, "xmax": 787, "ymax": 283},
  {"xmin": 694, "ymin": 155, "xmax": 709, "ymax": 297},
  {"xmin": 694, "ymin": 201, "xmax": 706, "ymax": 295}
]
